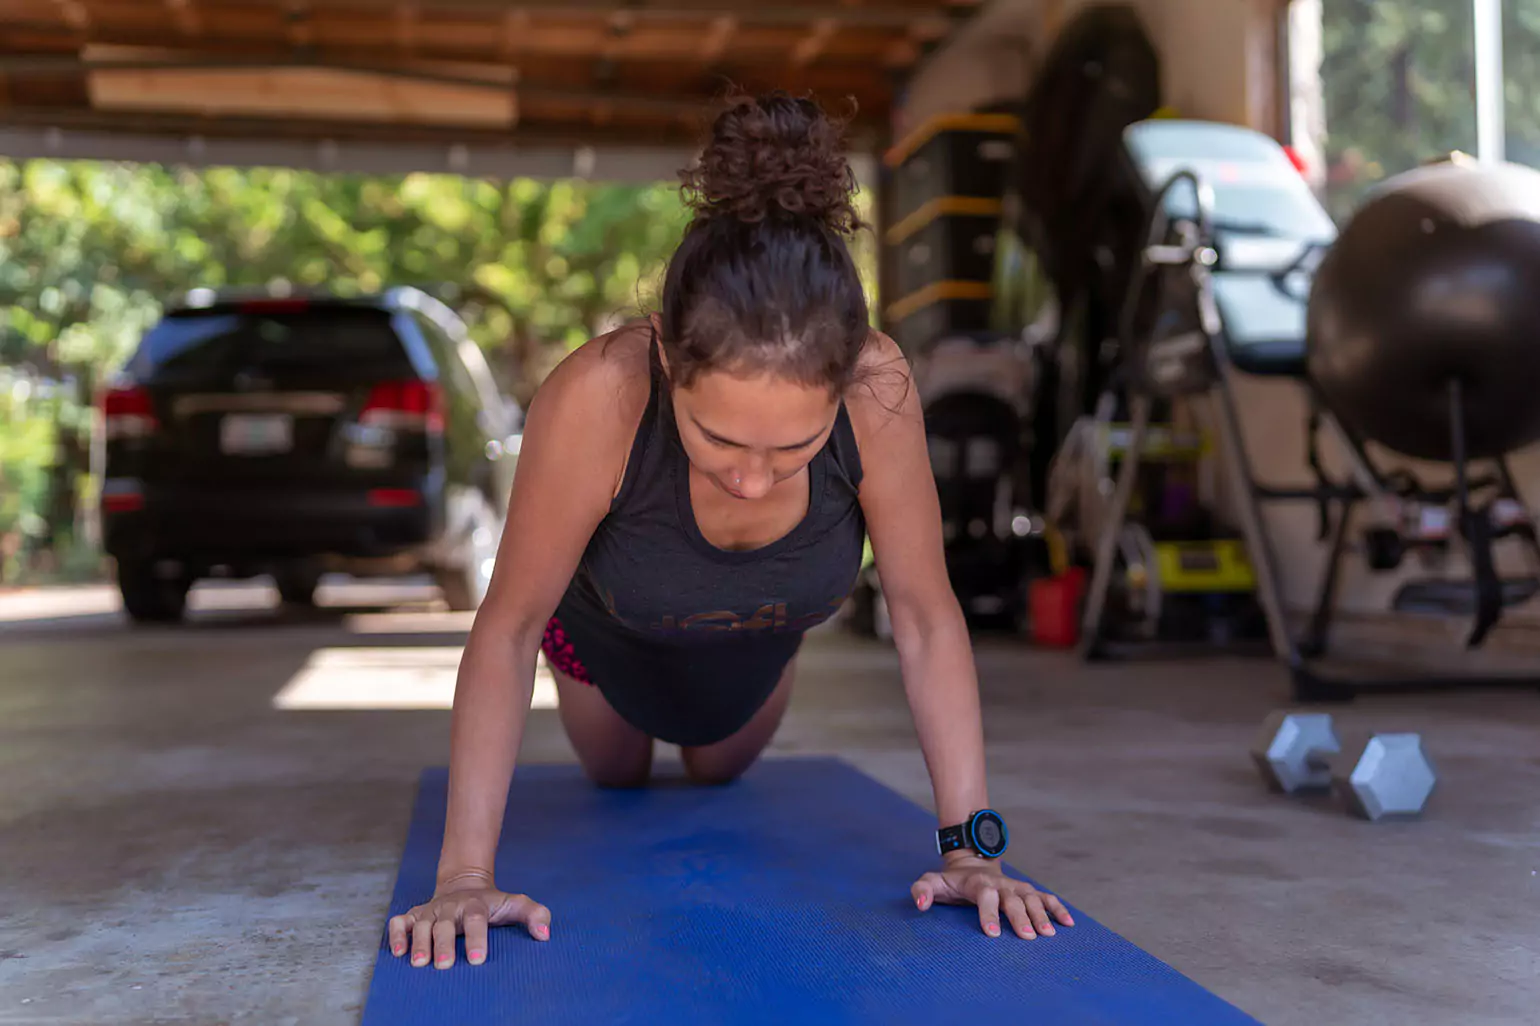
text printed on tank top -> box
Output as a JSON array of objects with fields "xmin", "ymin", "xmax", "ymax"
[{"xmin": 599, "ymin": 586, "xmax": 849, "ymax": 636}]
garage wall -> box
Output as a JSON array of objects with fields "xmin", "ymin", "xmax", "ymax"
[{"xmin": 898, "ymin": 0, "xmax": 1540, "ymax": 631}]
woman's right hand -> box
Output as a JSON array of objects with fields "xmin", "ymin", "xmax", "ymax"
[{"xmin": 387, "ymin": 872, "xmax": 552, "ymax": 969}]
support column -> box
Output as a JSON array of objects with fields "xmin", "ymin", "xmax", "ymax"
[
  {"xmin": 1474, "ymin": 0, "xmax": 1505, "ymax": 164},
  {"xmin": 1287, "ymin": 0, "xmax": 1328, "ymax": 191}
]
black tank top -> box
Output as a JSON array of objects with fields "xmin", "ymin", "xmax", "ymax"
[{"xmin": 553, "ymin": 336, "xmax": 866, "ymax": 747}]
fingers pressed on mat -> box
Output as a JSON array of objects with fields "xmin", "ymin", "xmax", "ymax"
[
  {"xmin": 432, "ymin": 918, "xmax": 458, "ymax": 968},
  {"xmin": 1045, "ymin": 894, "xmax": 1076, "ymax": 927},
  {"xmin": 976, "ymin": 886, "xmax": 1001, "ymax": 937},
  {"xmin": 1002, "ymin": 894, "xmax": 1036, "ymax": 939},
  {"xmin": 911, "ymin": 879, "xmax": 935, "ymax": 911},
  {"xmin": 515, "ymin": 895, "xmax": 552, "ymax": 940},
  {"xmin": 410, "ymin": 919, "xmax": 434, "ymax": 968},
  {"xmin": 387, "ymin": 914, "xmax": 413, "ymax": 957},
  {"xmin": 463, "ymin": 910, "xmax": 489, "ymax": 965},
  {"xmin": 1025, "ymin": 893, "xmax": 1054, "ymax": 937}
]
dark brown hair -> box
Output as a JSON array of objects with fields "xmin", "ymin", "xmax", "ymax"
[{"xmin": 658, "ymin": 92, "xmax": 870, "ymax": 394}]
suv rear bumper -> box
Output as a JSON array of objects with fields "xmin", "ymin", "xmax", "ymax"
[{"xmin": 103, "ymin": 482, "xmax": 441, "ymax": 566}]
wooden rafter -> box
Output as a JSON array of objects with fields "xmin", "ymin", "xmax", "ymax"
[
  {"xmin": 701, "ymin": 17, "xmax": 738, "ymax": 64},
  {"xmin": 165, "ymin": 0, "xmax": 202, "ymax": 36},
  {"xmin": 305, "ymin": 0, "xmax": 963, "ymax": 25},
  {"xmin": 2, "ymin": 15, "xmax": 932, "ymax": 71},
  {"xmin": 394, "ymin": 3, "xmax": 418, "ymax": 55},
  {"xmin": 499, "ymin": 9, "xmax": 530, "ymax": 60},
  {"xmin": 284, "ymin": 1, "xmax": 314, "ymax": 47},
  {"xmin": 791, "ymin": 18, "xmax": 839, "ymax": 67},
  {"xmin": 0, "ymin": 0, "xmax": 980, "ymax": 151},
  {"xmin": 50, "ymin": 0, "xmax": 90, "ymax": 30}
]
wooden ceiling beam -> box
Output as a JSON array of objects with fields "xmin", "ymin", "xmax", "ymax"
[
  {"xmin": 165, "ymin": 0, "xmax": 203, "ymax": 35},
  {"xmin": 0, "ymin": 56, "xmax": 894, "ymax": 122},
  {"xmin": 790, "ymin": 17, "xmax": 838, "ymax": 67},
  {"xmin": 0, "ymin": 100, "xmax": 712, "ymax": 146},
  {"xmin": 1, "ymin": 20, "xmax": 923, "ymax": 70},
  {"xmin": 500, "ymin": 9, "xmax": 531, "ymax": 59},
  {"xmin": 285, "ymin": 1, "xmax": 315, "ymax": 46},
  {"xmin": 394, "ymin": 3, "xmax": 418, "ymax": 55},
  {"xmin": 108, "ymin": 0, "xmax": 963, "ymax": 30},
  {"xmin": 50, "ymin": 0, "xmax": 91, "ymax": 30},
  {"xmin": 700, "ymin": 16, "xmax": 737, "ymax": 64},
  {"xmin": 0, "ymin": 43, "xmax": 910, "ymax": 85}
]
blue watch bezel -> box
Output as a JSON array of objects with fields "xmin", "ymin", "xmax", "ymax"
[{"xmin": 968, "ymin": 809, "xmax": 1009, "ymax": 859}]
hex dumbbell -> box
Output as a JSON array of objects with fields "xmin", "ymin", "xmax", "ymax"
[{"xmin": 1250, "ymin": 711, "xmax": 1437, "ymax": 821}]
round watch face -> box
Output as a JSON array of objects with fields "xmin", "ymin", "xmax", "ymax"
[{"xmin": 972, "ymin": 812, "xmax": 1007, "ymax": 856}]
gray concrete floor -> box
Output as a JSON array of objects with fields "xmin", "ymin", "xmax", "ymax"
[{"xmin": 1, "ymin": 582, "xmax": 1536, "ymax": 1025}]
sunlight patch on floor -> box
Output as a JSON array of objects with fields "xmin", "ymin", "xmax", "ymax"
[
  {"xmin": 343, "ymin": 610, "xmax": 478, "ymax": 634},
  {"xmin": 0, "ymin": 585, "xmax": 120, "ymax": 623},
  {"xmin": 273, "ymin": 646, "xmax": 557, "ymax": 710}
]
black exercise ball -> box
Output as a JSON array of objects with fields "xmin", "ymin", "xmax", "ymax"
[{"xmin": 1307, "ymin": 160, "xmax": 1540, "ymax": 461}]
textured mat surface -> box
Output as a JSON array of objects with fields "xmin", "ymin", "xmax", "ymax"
[{"xmin": 363, "ymin": 758, "xmax": 1259, "ymax": 1025}]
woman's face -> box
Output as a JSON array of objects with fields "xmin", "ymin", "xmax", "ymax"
[{"xmin": 669, "ymin": 368, "xmax": 838, "ymax": 500}]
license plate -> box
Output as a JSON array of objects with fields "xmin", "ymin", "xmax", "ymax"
[{"xmin": 220, "ymin": 413, "xmax": 293, "ymax": 455}]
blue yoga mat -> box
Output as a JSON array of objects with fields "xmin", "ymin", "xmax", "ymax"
[{"xmin": 364, "ymin": 758, "xmax": 1258, "ymax": 1026}]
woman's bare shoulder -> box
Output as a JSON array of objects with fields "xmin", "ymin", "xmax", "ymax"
[
  {"xmin": 534, "ymin": 319, "xmax": 653, "ymax": 430},
  {"xmin": 524, "ymin": 319, "xmax": 654, "ymax": 498},
  {"xmin": 845, "ymin": 329, "xmax": 918, "ymax": 432}
]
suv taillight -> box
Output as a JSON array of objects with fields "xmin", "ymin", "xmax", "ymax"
[
  {"xmin": 101, "ymin": 386, "xmax": 159, "ymax": 439},
  {"xmin": 360, "ymin": 379, "xmax": 444, "ymax": 433}
]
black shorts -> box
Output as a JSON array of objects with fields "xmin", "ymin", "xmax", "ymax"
[{"xmin": 550, "ymin": 593, "xmax": 803, "ymax": 748}]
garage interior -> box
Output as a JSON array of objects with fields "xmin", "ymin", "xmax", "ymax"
[{"xmin": 2, "ymin": 2, "xmax": 1539, "ymax": 1025}]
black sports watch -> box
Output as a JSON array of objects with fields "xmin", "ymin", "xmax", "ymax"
[{"xmin": 936, "ymin": 809, "xmax": 1009, "ymax": 859}]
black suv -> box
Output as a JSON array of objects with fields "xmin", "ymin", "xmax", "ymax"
[{"xmin": 95, "ymin": 287, "xmax": 520, "ymax": 623}]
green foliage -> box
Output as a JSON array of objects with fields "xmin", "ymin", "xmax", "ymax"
[
  {"xmin": 0, "ymin": 160, "xmax": 696, "ymax": 579},
  {"xmin": 1319, "ymin": 0, "xmax": 1540, "ymax": 220},
  {"xmin": 1500, "ymin": 0, "xmax": 1540, "ymax": 168},
  {"xmin": 1319, "ymin": 0, "xmax": 1480, "ymax": 219},
  {"xmin": 0, "ymin": 374, "xmax": 63, "ymax": 583},
  {"xmin": 0, "ymin": 388, "xmax": 53, "ymax": 537},
  {"xmin": 1, "ymin": 160, "xmax": 696, "ymax": 387},
  {"xmin": 0, "ymin": 155, "xmax": 881, "ymax": 581}
]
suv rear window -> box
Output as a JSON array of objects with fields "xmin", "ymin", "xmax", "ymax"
[{"xmin": 131, "ymin": 306, "xmax": 414, "ymax": 379}]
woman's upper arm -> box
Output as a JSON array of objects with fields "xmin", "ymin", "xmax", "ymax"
[
  {"xmin": 847, "ymin": 333, "xmax": 956, "ymax": 623},
  {"xmin": 479, "ymin": 333, "xmax": 644, "ymax": 641}
]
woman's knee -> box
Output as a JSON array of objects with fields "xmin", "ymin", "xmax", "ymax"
[
  {"xmin": 679, "ymin": 750, "xmax": 747, "ymax": 787},
  {"xmin": 583, "ymin": 758, "xmax": 653, "ymax": 789}
]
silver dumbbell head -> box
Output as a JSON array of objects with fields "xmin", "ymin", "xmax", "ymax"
[
  {"xmin": 1251, "ymin": 711, "xmax": 1340, "ymax": 793},
  {"xmin": 1332, "ymin": 733, "xmax": 1437, "ymax": 821}
]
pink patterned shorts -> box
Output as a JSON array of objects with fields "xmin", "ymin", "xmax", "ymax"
[{"xmin": 540, "ymin": 617, "xmax": 594, "ymax": 686}]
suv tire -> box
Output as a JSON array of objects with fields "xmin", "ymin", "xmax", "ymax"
[
  {"xmin": 274, "ymin": 564, "xmax": 322, "ymax": 606},
  {"xmin": 118, "ymin": 561, "xmax": 191, "ymax": 624}
]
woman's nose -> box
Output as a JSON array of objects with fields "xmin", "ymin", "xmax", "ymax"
[{"xmin": 734, "ymin": 459, "xmax": 774, "ymax": 499}]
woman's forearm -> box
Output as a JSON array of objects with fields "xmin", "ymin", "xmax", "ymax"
[
  {"xmin": 435, "ymin": 621, "xmax": 541, "ymax": 886},
  {"xmin": 891, "ymin": 599, "xmax": 990, "ymax": 828}
]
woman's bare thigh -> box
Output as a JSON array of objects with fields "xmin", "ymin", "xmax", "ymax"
[{"xmin": 550, "ymin": 664, "xmax": 653, "ymax": 788}]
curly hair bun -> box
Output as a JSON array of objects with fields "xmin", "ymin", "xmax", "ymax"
[{"xmin": 681, "ymin": 92, "xmax": 864, "ymax": 237}]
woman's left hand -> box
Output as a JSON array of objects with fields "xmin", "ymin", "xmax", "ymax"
[{"xmin": 911, "ymin": 855, "xmax": 1076, "ymax": 939}]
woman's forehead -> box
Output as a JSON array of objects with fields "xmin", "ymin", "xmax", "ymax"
[{"xmin": 677, "ymin": 370, "xmax": 837, "ymax": 444}]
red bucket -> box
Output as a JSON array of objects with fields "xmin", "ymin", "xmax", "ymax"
[{"xmin": 1029, "ymin": 567, "xmax": 1087, "ymax": 649}]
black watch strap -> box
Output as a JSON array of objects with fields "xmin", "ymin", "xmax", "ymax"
[{"xmin": 936, "ymin": 823, "xmax": 969, "ymax": 855}]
